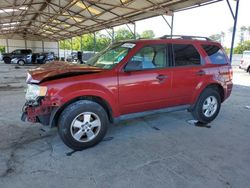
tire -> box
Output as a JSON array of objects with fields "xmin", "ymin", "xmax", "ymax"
[
  {"xmin": 18, "ymin": 60, "xmax": 25, "ymax": 66},
  {"xmin": 192, "ymin": 88, "xmax": 221, "ymax": 124},
  {"xmin": 58, "ymin": 100, "xmax": 109, "ymax": 150},
  {"xmin": 3, "ymin": 57, "xmax": 11, "ymax": 64}
]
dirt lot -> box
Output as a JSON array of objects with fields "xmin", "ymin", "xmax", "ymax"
[{"xmin": 0, "ymin": 62, "xmax": 250, "ymax": 188}]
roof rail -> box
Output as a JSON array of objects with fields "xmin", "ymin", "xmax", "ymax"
[{"xmin": 160, "ymin": 35, "xmax": 212, "ymax": 41}]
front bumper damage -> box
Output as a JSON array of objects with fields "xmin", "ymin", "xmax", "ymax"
[{"xmin": 21, "ymin": 97, "xmax": 59, "ymax": 126}]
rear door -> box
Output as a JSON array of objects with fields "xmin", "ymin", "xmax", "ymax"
[
  {"xmin": 118, "ymin": 44, "xmax": 172, "ymax": 114},
  {"xmin": 170, "ymin": 43, "xmax": 205, "ymax": 105}
]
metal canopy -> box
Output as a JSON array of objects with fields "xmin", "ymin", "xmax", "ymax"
[{"xmin": 0, "ymin": 0, "xmax": 220, "ymax": 41}]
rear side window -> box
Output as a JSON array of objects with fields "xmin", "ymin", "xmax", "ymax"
[
  {"xmin": 173, "ymin": 44, "xmax": 201, "ymax": 66},
  {"xmin": 21, "ymin": 50, "xmax": 32, "ymax": 54},
  {"xmin": 202, "ymin": 45, "xmax": 228, "ymax": 64}
]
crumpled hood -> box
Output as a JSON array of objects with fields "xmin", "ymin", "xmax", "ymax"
[{"xmin": 27, "ymin": 61, "xmax": 103, "ymax": 83}]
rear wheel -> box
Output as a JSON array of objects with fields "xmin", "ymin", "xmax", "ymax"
[
  {"xmin": 58, "ymin": 100, "xmax": 109, "ymax": 150},
  {"xmin": 18, "ymin": 60, "xmax": 25, "ymax": 66},
  {"xmin": 192, "ymin": 88, "xmax": 221, "ymax": 124}
]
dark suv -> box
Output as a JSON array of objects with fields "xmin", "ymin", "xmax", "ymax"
[
  {"xmin": 21, "ymin": 36, "xmax": 233, "ymax": 150},
  {"xmin": 2, "ymin": 49, "xmax": 32, "ymax": 64}
]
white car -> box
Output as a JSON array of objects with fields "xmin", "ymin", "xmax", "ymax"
[{"xmin": 239, "ymin": 51, "xmax": 250, "ymax": 73}]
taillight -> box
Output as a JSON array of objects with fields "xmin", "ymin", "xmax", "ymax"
[{"xmin": 240, "ymin": 59, "xmax": 244, "ymax": 64}]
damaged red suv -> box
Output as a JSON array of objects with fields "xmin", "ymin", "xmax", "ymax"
[{"xmin": 22, "ymin": 35, "xmax": 233, "ymax": 150}]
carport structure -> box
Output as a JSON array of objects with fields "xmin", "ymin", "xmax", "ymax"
[{"xmin": 0, "ymin": 0, "xmax": 239, "ymax": 60}]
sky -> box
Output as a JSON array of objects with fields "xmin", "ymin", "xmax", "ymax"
[{"xmin": 116, "ymin": 0, "xmax": 250, "ymax": 47}]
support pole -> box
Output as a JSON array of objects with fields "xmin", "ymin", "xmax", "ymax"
[
  {"xmin": 71, "ymin": 38, "xmax": 73, "ymax": 53},
  {"xmin": 170, "ymin": 14, "xmax": 174, "ymax": 37},
  {"xmin": 126, "ymin": 24, "xmax": 135, "ymax": 38},
  {"xmin": 42, "ymin": 40, "xmax": 44, "ymax": 52},
  {"xmin": 24, "ymin": 39, "xmax": 27, "ymax": 49},
  {"xmin": 134, "ymin": 23, "xmax": 136, "ymax": 39},
  {"xmin": 93, "ymin": 32, "xmax": 96, "ymax": 53},
  {"xmin": 6, "ymin": 39, "xmax": 9, "ymax": 53},
  {"xmin": 112, "ymin": 28, "xmax": 114, "ymax": 43},
  {"xmin": 162, "ymin": 15, "xmax": 174, "ymax": 36},
  {"xmin": 105, "ymin": 29, "xmax": 114, "ymax": 44},
  {"xmin": 229, "ymin": 0, "xmax": 240, "ymax": 63},
  {"xmin": 57, "ymin": 41, "xmax": 60, "ymax": 60},
  {"xmin": 64, "ymin": 40, "xmax": 66, "ymax": 61},
  {"xmin": 80, "ymin": 35, "xmax": 83, "ymax": 52}
]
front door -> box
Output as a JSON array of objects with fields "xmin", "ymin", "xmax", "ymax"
[{"xmin": 118, "ymin": 44, "xmax": 172, "ymax": 115}]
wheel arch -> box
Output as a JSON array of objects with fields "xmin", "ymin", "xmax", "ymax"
[
  {"xmin": 50, "ymin": 95, "xmax": 114, "ymax": 127},
  {"xmin": 205, "ymin": 83, "xmax": 224, "ymax": 102},
  {"xmin": 190, "ymin": 83, "xmax": 225, "ymax": 111},
  {"xmin": 17, "ymin": 59, "xmax": 26, "ymax": 64}
]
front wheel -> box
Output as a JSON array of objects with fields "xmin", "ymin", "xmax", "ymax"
[
  {"xmin": 3, "ymin": 57, "xmax": 11, "ymax": 64},
  {"xmin": 58, "ymin": 100, "xmax": 109, "ymax": 150},
  {"xmin": 192, "ymin": 88, "xmax": 221, "ymax": 124}
]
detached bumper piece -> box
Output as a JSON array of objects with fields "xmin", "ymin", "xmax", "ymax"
[{"xmin": 21, "ymin": 98, "xmax": 57, "ymax": 125}]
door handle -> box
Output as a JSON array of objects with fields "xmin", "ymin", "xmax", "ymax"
[
  {"xmin": 196, "ymin": 70, "xmax": 205, "ymax": 76},
  {"xmin": 156, "ymin": 74, "xmax": 168, "ymax": 81}
]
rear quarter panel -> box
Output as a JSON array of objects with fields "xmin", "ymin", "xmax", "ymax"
[{"xmin": 190, "ymin": 41, "xmax": 233, "ymax": 103}]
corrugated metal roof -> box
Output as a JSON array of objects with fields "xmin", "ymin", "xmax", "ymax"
[{"xmin": 0, "ymin": 0, "xmax": 221, "ymax": 41}]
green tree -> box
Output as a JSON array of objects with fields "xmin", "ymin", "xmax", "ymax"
[
  {"xmin": 0, "ymin": 45, "xmax": 5, "ymax": 53},
  {"xmin": 114, "ymin": 28, "xmax": 135, "ymax": 41},
  {"xmin": 59, "ymin": 33, "xmax": 111, "ymax": 52},
  {"xmin": 220, "ymin": 31, "xmax": 225, "ymax": 44},
  {"xmin": 240, "ymin": 26, "xmax": 247, "ymax": 43},
  {"xmin": 140, "ymin": 30, "xmax": 155, "ymax": 39},
  {"xmin": 234, "ymin": 40, "xmax": 250, "ymax": 54},
  {"xmin": 209, "ymin": 34, "xmax": 222, "ymax": 42}
]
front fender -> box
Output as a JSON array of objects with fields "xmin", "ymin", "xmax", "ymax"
[{"xmin": 53, "ymin": 82, "xmax": 119, "ymax": 117}]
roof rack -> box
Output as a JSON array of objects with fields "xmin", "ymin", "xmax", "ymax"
[{"xmin": 160, "ymin": 35, "xmax": 212, "ymax": 41}]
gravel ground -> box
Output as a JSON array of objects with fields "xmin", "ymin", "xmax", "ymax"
[{"xmin": 0, "ymin": 62, "xmax": 249, "ymax": 188}]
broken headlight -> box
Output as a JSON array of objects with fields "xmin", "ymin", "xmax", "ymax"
[{"xmin": 25, "ymin": 84, "xmax": 47, "ymax": 101}]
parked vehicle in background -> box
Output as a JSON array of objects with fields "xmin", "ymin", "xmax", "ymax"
[
  {"xmin": 82, "ymin": 51, "xmax": 95, "ymax": 63},
  {"xmin": 8, "ymin": 52, "xmax": 55, "ymax": 65},
  {"xmin": 239, "ymin": 51, "xmax": 250, "ymax": 73},
  {"xmin": 33, "ymin": 52, "xmax": 55, "ymax": 64},
  {"xmin": 66, "ymin": 52, "xmax": 77, "ymax": 62},
  {"xmin": 66, "ymin": 51, "xmax": 96, "ymax": 64},
  {"xmin": 22, "ymin": 35, "xmax": 233, "ymax": 150},
  {"xmin": 2, "ymin": 49, "xmax": 32, "ymax": 64}
]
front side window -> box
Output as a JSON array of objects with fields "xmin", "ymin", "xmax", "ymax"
[
  {"xmin": 173, "ymin": 44, "xmax": 201, "ymax": 66},
  {"xmin": 125, "ymin": 45, "xmax": 167, "ymax": 71},
  {"xmin": 202, "ymin": 45, "xmax": 228, "ymax": 64},
  {"xmin": 86, "ymin": 42, "xmax": 133, "ymax": 69}
]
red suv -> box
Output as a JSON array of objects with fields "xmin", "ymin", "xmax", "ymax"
[{"xmin": 21, "ymin": 35, "xmax": 233, "ymax": 150}]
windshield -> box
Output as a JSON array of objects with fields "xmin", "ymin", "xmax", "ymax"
[{"xmin": 86, "ymin": 42, "xmax": 134, "ymax": 69}]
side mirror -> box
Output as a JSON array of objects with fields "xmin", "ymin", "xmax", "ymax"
[{"xmin": 124, "ymin": 60, "xmax": 143, "ymax": 72}]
